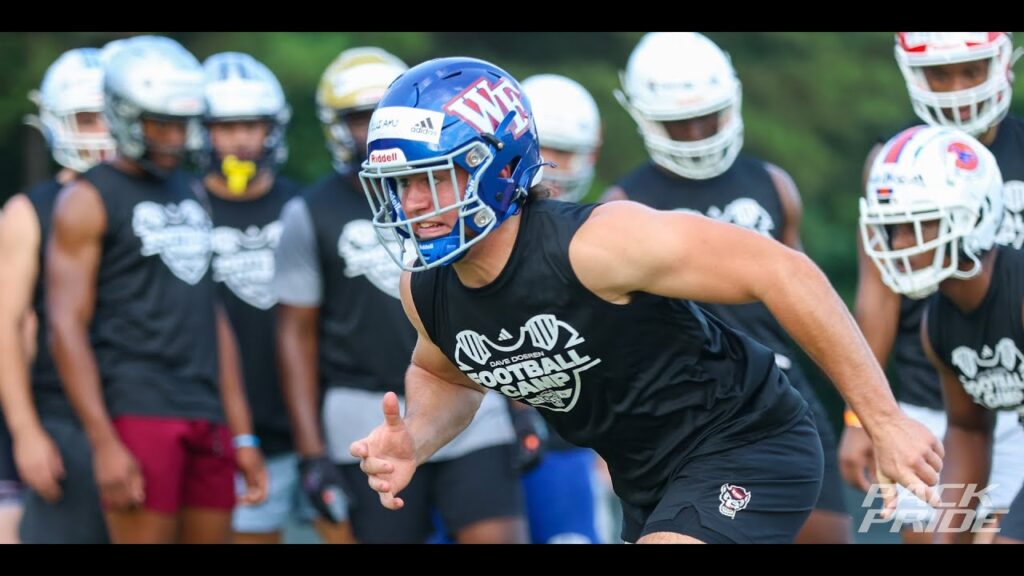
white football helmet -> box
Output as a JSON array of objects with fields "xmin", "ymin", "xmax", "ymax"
[
  {"xmin": 103, "ymin": 35, "xmax": 205, "ymax": 166},
  {"xmin": 99, "ymin": 38, "xmax": 130, "ymax": 66},
  {"xmin": 202, "ymin": 52, "xmax": 291, "ymax": 178},
  {"xmin": 615, "ymin": 32, "xmax": 743, "ymax": 180},
  {"xmin": 895, "ymin": 32, "xmax": 1020, "ymax": 136},
  {"xmin": 522, "ymin": 74, "xmax": 601, "ymax": 203},
  {"xmin": 860, "ymin": 125, "xmax": 1004, "ymax": 299},
  {"xmin": 26, "ymin": 47, "xmax": 115, "ymax": 172}
]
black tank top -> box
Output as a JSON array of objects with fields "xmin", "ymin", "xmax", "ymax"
[
  {"xmin": 616, "ymin": 156, "xmax": 795, "ymax": 364},
  {"xmin": 928, "ymin": 247, "xmax": 1024, "ymax": 416},
  {"xmin": 893, "ymin": 114, "xmax": 1024, "ymax": 409},
  {"xmin": 305, "ymin": 173, "xmax": 415, "ymax": 393},
  {"xmin": 83, "ymin": 163, "xmax": 222, "ymax": 422},
  {"xmin": 208, "ymin": 176, "xmax": 300, "ymax": 455},
  {"xmin": 411, "ymin": 199, "xmax": 808, "ymax": 506},
  {"xmin": 892, "ymin": 296, "xmax": 943, "ymax": 408},
  {"xmin": 25, "ymin": 178, "xmax": 72, "ymax": 419}
]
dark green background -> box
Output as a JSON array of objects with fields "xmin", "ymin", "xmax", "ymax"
[{"xmin": 5, "ymin": 32, "xmax": 1019, "ymax": 432}]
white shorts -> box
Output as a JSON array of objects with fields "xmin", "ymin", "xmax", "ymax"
[
  {"xmin": 232, "ymin": 452, "xmax": 322, "ymax": 533},
  {"xmin": 893, "ymin": 402, "xmax": 1024, "ymax": 521}
]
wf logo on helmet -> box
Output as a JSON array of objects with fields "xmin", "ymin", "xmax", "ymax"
[{"xmin": 444, "ymin": 77, "xmax": 530, "ymax": 138}]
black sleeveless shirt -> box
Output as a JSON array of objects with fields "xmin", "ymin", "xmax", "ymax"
[
  {"xmin": 208, "ymin": 176, "xmax": 300, "ymax": 454},
  {"xmin": 82, "ymin": 163, "xmax": 221, "ymax": 422},
  {"xmin": 411, "ymin": 199, "xmax": 808, "ymax": 506},
  {"xmin": 927, "ymin": 247, "xmax": 1024, "ymax": 417}
]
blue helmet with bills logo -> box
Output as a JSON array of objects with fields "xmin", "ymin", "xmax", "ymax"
[{"xmin": 359, "ymin": 57, "xmax": 544, "ymax": 271}]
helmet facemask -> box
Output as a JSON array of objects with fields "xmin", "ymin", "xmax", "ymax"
[
  {"xmin": 859, "ymin": 125, "xmax": 1005, "ymax": 299},
  {"xmin": 539, "ymin": 147, "xmax": 595, "ymax": 203},
  {"xmin": 521, "ymin": 74, "xmax": 601, "ymax": 202},
  {"xmin": 319, "ymin": 106, "xmax": 373, "ymax": 175},
  {"xmin": 317, "ymin": 48, "xmax": 409, "ymax": 176},
  {"xmin": 618, "ymin": 86, "xmax": 744, "ymax": 180},
  {"xmin": 103, "ymin": 37, "xmax": 206, "ymax": 180},
  {"xmin": 896, "ymin": 32, "xmax": 1019, "ymax": 136},
  {"xmin": 616, "ymin": 32, "xmax": 745, "ymax": 180},
  {"xmin": 39, "ymin": 108, "xmax": 115, "ymax": 173},
  {"xmin": 201, "ymin": 52, "xmax": 291, "ymax": 191},
  {"xmin": 859, "ymin": 202, "xmax": 978, "ymax": 299},
  {"xmin": 359, "ymin": 58, "xmax": 544, "ymax": 272},
  {"xmin": 362, "ymin": 140, "xmax": 512, "ymax": 271},
  {"xmin": 25, "ymin": 47, "xmax": 116, "ymax": 173}
]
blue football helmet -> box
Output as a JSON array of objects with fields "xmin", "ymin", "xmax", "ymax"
[{"xmin": 359, "ymin": 57, "xmax": 544, "ymax": 271}]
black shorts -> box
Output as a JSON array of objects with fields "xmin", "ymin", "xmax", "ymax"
[
  {"xmin": 0, "ymin": 412, "xmax": 21, "ymax": 506},
  {"xmin": 339, "ymin": 443, "xmax": 524, "ymax": 543},
  {"xmin": 787, "ymin": 363, "xmax": 847, "ymax": 516},
  {"xmin": 621, "ymin": 412, "xmax": 824, "ymax": 544},
  {"xmin": 1000, "ymin": 482, "xmax": 1024, "ymax": 542},
  {"xmin": 19, "ymin": 416, "xmax": 110, "ymax": 544}
]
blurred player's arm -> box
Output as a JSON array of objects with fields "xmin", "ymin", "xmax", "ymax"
[
  {"xmin": 47, "ymin": 182, "xmax": 113, "ymax": 448},
  {"xmin": 0, "ymin": 196, "xmax": 43, "ymax": 438},
  {"xmin": 0, "ymin": 196, "xmax": 65, "ymax": 502},
  {"xmin": 840, "ymin": 143, "xmax": 901, "ymax": 491},
  {"xmin": 273, "ymin": 197, "xmax": 327, "ymax": 458},
  {"xmin": 47, "ymin": 181, "xmax": 143, "ymax": 509},
  {"xmin": 273, "ymin": 197, "xmax": 350, "ymax": 521},
  {"xmin": 216, "ymin": 304, "xmax": 267, "ymax": 505},
  {"xmin": 765, "ymin": 162, "xmax": 804, "ymax": 252},
  {"xmin": 854, "ymin": 143, "xmax": 900, "ymax": 370},
  {"xmin": 922, "ymin": 311, "xmax": 994, "ymax": 544}
]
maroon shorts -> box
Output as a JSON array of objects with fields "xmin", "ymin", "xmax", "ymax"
[{"xmin": 112, "ymin": 416, "xmax": 236, "ymax": 515}]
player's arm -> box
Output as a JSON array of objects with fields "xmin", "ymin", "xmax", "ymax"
[
  {"xmin": 921, "ymin": 313, "xmax": 993, "ymax": 544},
  {"xmin": 571, "ymin": 200, "xmax": 943, "ymax": 506}
]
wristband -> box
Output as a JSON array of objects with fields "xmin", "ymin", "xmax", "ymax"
[
  {"xmin": 843, "ymin": 409, "xmax": 863, "ymax": 428},
  {"xmin": 232, "ymin": 434, "xmax": 261, "ymax": 449}
]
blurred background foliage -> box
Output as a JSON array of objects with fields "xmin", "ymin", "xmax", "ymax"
[{"xmin": 4, "ymin": 32, "xmax": 1022, "ymax": 425}]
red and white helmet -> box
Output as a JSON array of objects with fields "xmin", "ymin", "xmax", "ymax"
[
  {"xmin": 895, "ymin": 32, "xmax": 1018, "ymax": 136},
  {"xmin": 860, "ymin": 125, "xmax": 1004, "ymax": 299}
]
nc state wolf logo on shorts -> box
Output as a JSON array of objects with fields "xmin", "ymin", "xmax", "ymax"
[{"xmin": 719, "ymin": 483, "xmax": 752, "ymax": 519}]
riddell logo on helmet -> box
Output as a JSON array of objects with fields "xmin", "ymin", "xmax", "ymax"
[
  {"xmin": 369, "ymin": 148, "xmax": 406, "ymax": 164},
  {"xmin": 444, "ymin": 77, "xmax": 530, "ymax": 138}
]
